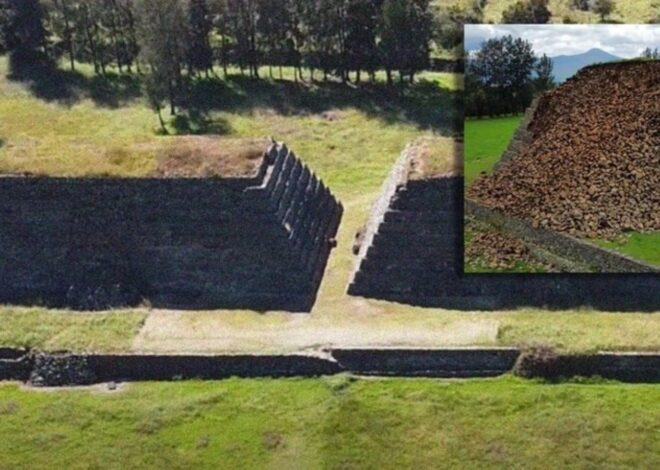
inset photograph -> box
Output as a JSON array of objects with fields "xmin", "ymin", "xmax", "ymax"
[{"xmin": 463, "ymin": 24, "xmax": 659, "ymax": 273}]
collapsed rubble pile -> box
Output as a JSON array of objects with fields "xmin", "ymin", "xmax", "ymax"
[
  {"xmin": 465, "ymin": 221, "xmax": 552, "ymax": 272},
  {"xmin": 469, "ymin": 61, "xmax": 659, "ymax": 238}
]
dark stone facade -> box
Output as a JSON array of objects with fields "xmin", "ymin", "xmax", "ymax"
[
  {"xmin": 0, "ymin": 143, "xmax": 342, "ymax": 312},
  {"xmin": 2, "ymin": 348, "xmax": 657, "ymax": 386}
]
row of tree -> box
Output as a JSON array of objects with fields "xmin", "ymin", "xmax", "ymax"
[
  {"xmin": 465, "ymin": 35, "xmax": 555, "ymax": 118},
  {"xmin": 0, "ymin": 0, "xmax": 434, "ymax": 83},
  {"xmin": 1, "ymin": 0, "xmax": 437, "ymax": 121}
]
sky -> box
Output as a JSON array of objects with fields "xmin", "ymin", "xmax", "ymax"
[{"xmin": 464, "ymin": 25, "xmax": 659, "ymax": 58}]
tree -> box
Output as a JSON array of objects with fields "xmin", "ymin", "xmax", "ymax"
[
  {"xmin": 345, "ymin": 0, "xmax": 380, "ymax": 83},
  {"xmin": 592, "ymin": 0, "xmax": 614, "ymax": 22},
  {"xmin": 466, "ymin": 35, "xmax": 537, "ymax": 115},
  {"xmin": 136, "ymin": 0, "xmax": 187, "ymax": 115},
  {"xmin": 186, "ymin": 0, "xmax": 213, "ymax": 76},
  {"xmin": 379, "ymin": 0, "xmax": 432, "ymax": 84},
  {"xmin": 501, "ymin": 0, "xmax": 551, "ymax": 24},
  {"xmin": 48, "ymin": 0, "xmax": 78, "ymax": 71},
  {"xmin": 256, "ymin": 0, "xmax": 292, "ymax": 79},
  {"xmin": 0, "ymin": 0, "xmax": 49, "ymax": 63},
  {"xmin": 144, "ymin": 73, "xmax": 168, "ymax": 133},
  {"xmin": 228, "ymin": 0, "xmax": 259, "ymax": 78},
  {"xmin": 641, "ymin": 47, "xmax": 659, "ymax": 59},
  {"xmin": 534, "ymin": 53, "xmax": 554, "ymax": 93},
  {"xmin": 434, "ymin": 3, "xmax": 482, "ymax": 52}
]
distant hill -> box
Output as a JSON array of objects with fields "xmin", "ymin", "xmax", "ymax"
[{"xmin": 550, "ymin": 48, "xmax": 623, "ymax": 83}]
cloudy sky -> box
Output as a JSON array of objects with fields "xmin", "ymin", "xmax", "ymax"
[{"xmin": 464, "ymin": 25, "xmax": 659, "ymax": 58}]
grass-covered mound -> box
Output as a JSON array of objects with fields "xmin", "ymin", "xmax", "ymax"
[{"xmin": 0, "ymin": 376, "xmax": 658, "ymax": 468}]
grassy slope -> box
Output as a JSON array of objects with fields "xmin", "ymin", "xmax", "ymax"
[
  {"xmin": 0, "ymin": 376, "xmax": 658, "ymax": 469},
  {"xmin": 464, "ymin": 115, "xmax": 522, "ymax": 187}
]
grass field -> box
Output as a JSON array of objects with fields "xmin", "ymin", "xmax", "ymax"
[
  {"xmin": 3, "ymin": 305, "xmax": 660, "ymax": 353},
  {"xmin": 463, "ymin": 115, "xmax": 522, "ymax": 186},
  {"xmin": 0, "ymin": 57, "xmax": 460, "ymax": 183},
  {"xmin": 592, "ymin": 233, "xmax": 660, "ymax": 267},
  {"xmin": 0, "ymin": 376, "xmax": 658, "ymax": 469}
]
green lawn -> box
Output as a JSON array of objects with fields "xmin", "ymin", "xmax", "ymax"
[
  {"xmin": 592, "ymin": 232, "xmax": 660, "ymax": 267},
  {"xmin": 0, "ymin": 307, "xmax": 147, "ymax": 352},
  {"xmin": 463, "ymin": 115, "xmax": 522, "ymax": 186},
  {"xmin": 0, "ymin": 376, "xmax": 658, "ymax": 469},
  {"xmin": 0, "ymin": 57, "xmax": 460, "ymax": 187}
]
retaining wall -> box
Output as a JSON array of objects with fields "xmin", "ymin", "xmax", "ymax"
[
  {"xmin": 466, "ymin": 200, "xmax": 659, "ymax": 273},
  {"xmin": 0, "ymin": 143, "xmax": 342, "ymax": 312},
  {"xmin": 347, "ymin": 148, "xmax": 660, "ymax": 311},
  {"xmin": 1, "ymin": 348, "xmax": 658, "ymax": 386}
]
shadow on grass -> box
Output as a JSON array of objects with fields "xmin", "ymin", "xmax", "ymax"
[
  {"xmin": 7, "ymin": 57, "xmax": 141, "ymax": 108},
  {"xmin": 183, "ymin": 74, "xmax": 461, "ymax": 134},
  {"xmin": 170, "ymin": 111, "xmax": 233, "ymax": 135},
  {"xmin": 7, "ymin": 56, "xmax": 461, "ymax": 134}
]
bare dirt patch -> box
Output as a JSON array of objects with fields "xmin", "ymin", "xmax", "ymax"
[
  {"xmin": 407, "ymin": 136, "xmax": 463, "ymax": 180},
  {"xmin": 130, "ymin": 301, "xmax": 499, "ymax": 355},
  {"xmin": 151, "ymin": 136, "xmax": 270, "ymax": 178}
]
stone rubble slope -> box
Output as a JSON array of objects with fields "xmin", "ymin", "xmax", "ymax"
[{"xmin": 469, "ymin": 61, "xmax": 659, "ymax": 238}]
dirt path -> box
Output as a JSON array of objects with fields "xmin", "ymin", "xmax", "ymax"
[{"xmin": 131, "ymin": 303, "xmax": 499, "ymax": 354}]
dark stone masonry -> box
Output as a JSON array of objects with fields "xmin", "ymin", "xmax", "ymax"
[
  {"xmin": 0, "ymin": 143, "xmax": 342, "ymax": 312},
  {"xmin": 2, "ymin": 348, "xmax": 658, "ymax": 386},
  {"xmin": 347, "ymin": 147, "xmax": 660, "ymax": 311}
]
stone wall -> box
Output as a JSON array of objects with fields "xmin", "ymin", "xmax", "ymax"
[
  {"xmin": 0, "ymin": 143, "xmax": 342, "ymax": 312},
  {"xmin": 466, "ymin": 200, "xmax": 659, "ymax": 273},
  {"xmin": 347, "ymin": 148, "xmax": 660, "ymax": 311},
  {"xmin": 2, "ymin": 348, "xmax": 657, "ymax": 386}
]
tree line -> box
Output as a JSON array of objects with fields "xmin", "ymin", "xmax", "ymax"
[
  {"xmin": 465, "ymin": 35, "xmax": 555, "ymax": 118},
  {"xmin": 1, "ymin": 0, "xmax": 435, "ymax": 124},
  {"xmin": 0, "ymin": 0, "xmax": 434, "ymax": 82}
]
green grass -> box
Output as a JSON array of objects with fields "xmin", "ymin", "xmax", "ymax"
[
  {"xmin": 592, "ymin": 232, "xmax": 660, "ymax": 267},
  {"xmin": 463, "ymin": 115, "xmax": 522, "ymax": 186},
  {"xmin": 495, "ymin": 311, "xmax": 660, "ymax": 352},
  {"xmin": 2, "ymin": 306, "xmax": 659, "ymax": 353},
  {"xmin": 0, "ymin": 307, "xmax": 147, "ymax": 352},
  {"xmin": 0, "ymin": 376, "xmax": 658, "ymax": 469},
  {"xmin": 0, "ymin": 56, "xmax": 460, "ymax": 185}
]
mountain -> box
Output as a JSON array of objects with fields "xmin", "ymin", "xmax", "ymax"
[{"xmin": 550, "ymin": 48, "xmax": 623, "ymax": 83}]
